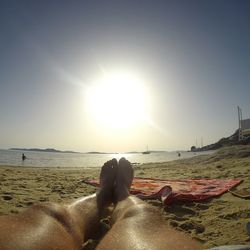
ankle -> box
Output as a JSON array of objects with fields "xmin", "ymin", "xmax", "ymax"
[
  {"xmin": 97, "ymin": 188, "xmax": 112, "ymax": 209},
  {"xmin": 113, "ymin": 185, "xmax": 130, "ymax": 203}
]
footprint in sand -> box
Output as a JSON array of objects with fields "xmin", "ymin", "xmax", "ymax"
[
  {"xmin": 18, "ymin": 184, "xmax": 26, "ymax": 188},
  {"xmin": 165, "ymin": 205, "xmax": 197, "ymax": 217},
  {"xmin": 172, "ymin": 215, "xmax": 187, "ymax": 222},
  {"xmin": 169, "ymin": 220, "xmax": 179, "ymax": 227},
  {"xmin": 179, "ymin": 221, "xmax": 205, "ymax": 234},
  {"xmin": 35, "ymin": 177, "xmax": 43, "ymax": 182},
  {"xmin": 219, "ymin": 210, "xmax": 250, "ymax": 220},
  {"xmin": 39, "ymin": 197, "xmax": 49, "ymax": 202},
  {"xmin": 16, "ymin": 203, "xmax": 24, "ymax": 208},
  {"xmin": 2, "ymin": 194, "xmax": 13, "ymax": 201},
  {"xmin": 195, "ymin": 203, "xmax": 210, "ymax": 210},
  {"xmin": 192, "ymin": 237, "xmax": 205, "ymax": 244}
]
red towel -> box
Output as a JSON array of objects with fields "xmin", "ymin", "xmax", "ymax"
[{"xmin": 83, "ymin": 177, "xmax": 242, "ymax": 205}]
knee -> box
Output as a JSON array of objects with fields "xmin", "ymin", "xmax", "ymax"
[
  {"xmin": 31, "ymin": 203, "xmax": 74, "ymax": 232},
  {"xmin": 32, "ymin": 202, "xmax": 68, "ymax": 219},
  {"xmin": 122, "ymin": 203, "xmax": 160, "ymax": 220}
]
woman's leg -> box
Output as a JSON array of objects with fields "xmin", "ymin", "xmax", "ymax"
[
  {"xmin": 0, "ymin": 159, "xmax": 118, "ymax": 250},
  {"xmin": 97, "ymin": 158, "xmax": 203, "ymax": 250}
]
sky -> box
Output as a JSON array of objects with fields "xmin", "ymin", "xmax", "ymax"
[{"xmin": 0, "ymin": 0, "xmax": 250, "ymax": 152}]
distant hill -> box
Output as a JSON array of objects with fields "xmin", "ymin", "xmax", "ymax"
[
  {"xmin": 191, "ymin": 129, "xmax": 250, "ymax": 152},
  {"xmin": 9, "ymin": 148, "xmax": 79, "ymax": 153}
]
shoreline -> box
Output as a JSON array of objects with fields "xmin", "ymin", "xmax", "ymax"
[
  {"xmin": 0, "ymin": 149, "xmax": 216, "ymax": 169},
  {"xmin": 0, "ymin": 145, "xmax": 250, "ymax": 248}
]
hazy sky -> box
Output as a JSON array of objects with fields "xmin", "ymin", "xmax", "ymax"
[{"xmin": 1, "ymin": 0, "xmax": 250, "ymax": 152}]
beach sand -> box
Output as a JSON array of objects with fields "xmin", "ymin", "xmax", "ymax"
[{"xmin": 0, "ymin": 145, "xmax": 250, "ymax": 249}]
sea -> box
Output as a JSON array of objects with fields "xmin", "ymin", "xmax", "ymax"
[{"xmin": 0, "ymin": 149, "xmax": 215, "ymax": 168}]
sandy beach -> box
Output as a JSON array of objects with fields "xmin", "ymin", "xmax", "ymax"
[{"xmin": 0, "ymin": 145, "xmax": 250, "ymax": 249}]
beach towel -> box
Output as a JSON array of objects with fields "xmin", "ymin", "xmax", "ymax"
[{"xmin": 83, "ymin": 177, "xmax": 242, "ymax": 205}]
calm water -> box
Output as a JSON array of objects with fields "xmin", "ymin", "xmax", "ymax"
[{"xmin": 0, "ymin": 150, "xmax": 214, "ymax": 168}]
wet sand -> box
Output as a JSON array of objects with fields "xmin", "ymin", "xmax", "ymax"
[{"xmin": 0, "ymin": 145, "xmax": 250, "ymax": 248}]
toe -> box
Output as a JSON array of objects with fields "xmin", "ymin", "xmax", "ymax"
[
  {"xmin": 100, "ymin": 159, "xmax": 118, "ymax": 187},
  {"xmin": 111, "ymin": 158, "xmax": 118, "ymax": 168}
]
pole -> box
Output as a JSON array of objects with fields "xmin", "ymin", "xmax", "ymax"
[{"xmin": 237, "ymin": 106, "xmax": 242, "ymax": 141}]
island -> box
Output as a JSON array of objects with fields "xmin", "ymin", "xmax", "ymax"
[{"xmin": 9, "ymin": 148, "xmax": 79, "ymax": 154}]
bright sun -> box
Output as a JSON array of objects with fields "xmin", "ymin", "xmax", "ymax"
[{"xmin": 85, "ymin": 72, "xmax": 149, "ymax": 128}]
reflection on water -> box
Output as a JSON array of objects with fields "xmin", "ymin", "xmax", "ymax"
[{"xmin": 0, "ymin": 150, "xmax": 215, "ymax": 168}]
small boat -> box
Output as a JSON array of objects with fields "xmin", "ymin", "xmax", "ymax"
[{"xmin": 142, "ymin": 146, "xmax": 150, "ymax": 154}]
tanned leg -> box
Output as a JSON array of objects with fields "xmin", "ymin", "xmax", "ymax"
[
  {"xmin": 97, "ymin": 158, "xmax": 203, "ymax": 250},
  {"xmin": 0, "ymin": 159, "xmax": 118, "ymax": 250}
]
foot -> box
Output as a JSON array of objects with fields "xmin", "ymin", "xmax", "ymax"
[
  {"xmin": 113, "ymin": 158, "xmax": 134, "ymax": 203},
  {"xmin": 97, "ymin": 158, "xmax": 118, "ymax": 208}
]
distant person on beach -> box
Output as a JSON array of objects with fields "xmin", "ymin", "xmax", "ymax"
[
  {"xmin": 22, "ymin": 153, "xmax": 26, "ymax": 161},
  {"xmin": 0, "ymin": 158, "xmax": 202, "ymax": 250}
]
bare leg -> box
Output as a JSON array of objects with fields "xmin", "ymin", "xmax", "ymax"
[
  {"xmin": 97, "ymin": 158, "xmax": 203, "ymax": 250},
  {"xmin": 0, "ymin": 159, "xmax": 118, "ymax": 250}
]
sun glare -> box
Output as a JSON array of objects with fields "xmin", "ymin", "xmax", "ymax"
[{"xmin": 85, "ymin": 72, "xmax": 149, "ymax": 128}]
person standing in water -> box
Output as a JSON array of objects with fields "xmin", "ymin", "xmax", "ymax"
[{"xmin": 22, "ymin": 153, "xmax": 26, "ymax": 161}]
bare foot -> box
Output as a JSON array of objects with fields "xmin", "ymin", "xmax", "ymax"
[
  {"xmin": 113, "ymin": 158, "xmax": 134, "ymax": 203},
  {"xmin": 97, "ymin": 159, "xmax": 118, "ymax": 209}
]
